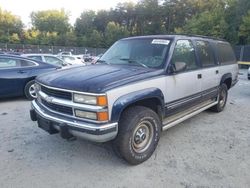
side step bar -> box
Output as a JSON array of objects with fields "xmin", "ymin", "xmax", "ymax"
[{"xmin": 162, "ymin": 100, "xmax": 218, "ymax": 131}]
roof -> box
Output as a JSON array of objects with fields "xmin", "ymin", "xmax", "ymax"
[{"xmin": 121, "ymin": 34, "xmax": 226, "ymax": 42}]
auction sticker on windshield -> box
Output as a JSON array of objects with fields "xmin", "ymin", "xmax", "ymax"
[{"xmin": 151, "ymin": 39, "xmax": 170, "ymax": 45}]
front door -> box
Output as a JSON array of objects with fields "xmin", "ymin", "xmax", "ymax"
[{"xmin": 165, "ymin": 39, "xmax": 202, "ymax": 116}]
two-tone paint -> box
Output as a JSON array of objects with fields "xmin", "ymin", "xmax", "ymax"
[{"xmin": 32, "ymin": 35, "xmax": 238, "ymax": 142}]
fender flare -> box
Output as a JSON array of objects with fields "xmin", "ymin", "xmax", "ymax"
[
  {"xmin": 110, "ymin": 87, "xmax": 165, "ymax": 122},
  {"xmin": 220, "ymin": 73, "xmax": 232, "ymax": 88}
]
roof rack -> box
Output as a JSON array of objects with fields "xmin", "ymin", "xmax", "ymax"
[{"xmin": 173, "ymin": 34, "xmax": 226, "ymax": 41}]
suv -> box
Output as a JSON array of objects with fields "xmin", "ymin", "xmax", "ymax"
[{"xmin": 30, "ymin": 35, "xmax": 238, "ymax": 165}]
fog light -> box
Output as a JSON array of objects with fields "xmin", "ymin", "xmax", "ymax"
[{"xmin": 75, "ymin": 110, "xmax": 97, "ymax": 120}]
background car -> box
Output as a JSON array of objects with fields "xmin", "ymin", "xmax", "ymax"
[
  {"xmin": 91, "ymin": 53, "xmax": 103, "ymax": 64},
  {"xmin": 60, "ymin": 55, "xmax": 85, "ymax": 65},
  {"xmin": 22, "ymin": 54, "xmax": 68, "ymax": 67},
  {"xmin": 0, "ymin": 54, "xmax": 58, "ymax": 100},
  {"xmin": 248, "ymin": 67, "xmax": 250, "ymax": 80}
]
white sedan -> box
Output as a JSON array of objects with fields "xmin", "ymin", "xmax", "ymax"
[
  {"xmin": 61, "ymin": 55, "xmax": 85, "ymax": 65},
  {"xmin": 248, "ymin": 67, "xmax": 250, "ymax": 80}
]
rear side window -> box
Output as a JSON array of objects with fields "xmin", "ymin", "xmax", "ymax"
[
  {"xmin": 0, "ymin": 57, "xmax": 19, "ymax": 68},
  {"xmin": 28, "ymin": 56, "xmax": 43, "ymax": 61},
  {"xmin": 196, "ymin": 40, "xmax": 215, "ymax": 67},
  {"xmin": 20, "ymin": 60, "xmax": 36, "ymax": 67},
  {"xmin": 217, "ymin": 42, "xmax": 236, "ymax": 64}
]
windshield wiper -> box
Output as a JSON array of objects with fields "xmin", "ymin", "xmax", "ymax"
[
  {"xmin": 119, "ymin": 58, "xmax": 148, "ymax": 68},
  {"xmin": 96, "ymin": 59, "xmax": 110, "ymax": 64}
]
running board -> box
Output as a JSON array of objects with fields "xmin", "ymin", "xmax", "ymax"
[{"xmin": 162, "ymin": 100, "xmax": 218, "ymax": 131}]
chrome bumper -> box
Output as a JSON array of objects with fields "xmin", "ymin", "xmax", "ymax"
[{"xmin": 31, "ymin": 100, "xmax": 118, "ymax": 142}]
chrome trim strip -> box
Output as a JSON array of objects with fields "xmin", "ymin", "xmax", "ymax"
[
  {"xmin": 37, "ymin": 81, "xmax": 106, "ymax": 96},
  {"xmin": 168, "ymin": 95, "xmax": 201, "ymax": 108},
  {"xmin": 38, "ymin": 91, "xmax": 106, "ymax": 112},
  {"xmin": 37, "ymin": 98, "xmax": 109, "ymax": 124},
  {"xmin": 162, "ymin": 101, "xmax": 218, "ymax": 131},
  {"xmin": 32, "ymin": 100, "xmax": 117, "ymax": 131}
]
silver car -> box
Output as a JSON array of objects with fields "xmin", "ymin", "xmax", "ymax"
[
  {"xmin": 248, "ymin": 67, "xmax": 250, "ymax": 80},
  {"xmin": 22, "ymin": 54, "xmax": 68, "ymax": 67}
]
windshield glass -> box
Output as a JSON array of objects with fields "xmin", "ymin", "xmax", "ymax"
[{"xmin": 99, "ymin": 38, "xmax": 170, "ymax": 68}]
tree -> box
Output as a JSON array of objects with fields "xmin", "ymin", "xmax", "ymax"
[
  {"xmin": 239, "ymin": 10, "xmax": 250, "ymax": 44},
  {"xmin": 105, "ymin": 22, "xmax": 129, "ymax": 47},
  {"xmin": 0, "ymin": 7, "xmax": 23, "ymax": 43},
  {"xmin": 30, "ymin": 9, "xmax": 70, "ymax": 34},
  {"xmin": 74, "ymin": 10, "xmax": 96, "ymax": 36},
  {"xmin": 181, "ymin": 9, "xmax": 228, "ymax": 38}
]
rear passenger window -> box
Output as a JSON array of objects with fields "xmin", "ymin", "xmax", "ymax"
[
  {"xmin": 20, "ymin": 60, "xmax": 36, "ymax": 67},
  {"xmin": 0, "ymin": 57, "xmax": 19, "ymax": 68},
  {"xmin": 217, "ymin": 43, "xmax": 236, "ymax": 64},
  {"xmin": 28, "ymin": 56, "xmax": 43, "ymax": 61},
  {"xmin": 172, "ymin": 40, "xmax": 197, "ymax": 71},
  {"xmin": 196, "ymin": 41, "xmax": 215, "ymax": 67}
]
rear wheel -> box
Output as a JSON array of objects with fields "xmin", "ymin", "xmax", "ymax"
[
  {"xmin": 112, "ymin": 106, "xmax": 161, "ymax": 165},
  {"xmin": 24, "ymin": 80, "xmax": 37, "ymax": 100},
  {"xmin": 210, "ymin": 83, "xmax": 228, "ymax": 112}
]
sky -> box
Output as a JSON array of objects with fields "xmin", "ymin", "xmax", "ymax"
[{"xmin": 0, "ymin": 0, "xmax": 138, "ymax": 27}]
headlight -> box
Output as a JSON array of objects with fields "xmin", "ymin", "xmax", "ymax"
[
  {"xmin": 73, "ymin": 94, "xmax": 107, "ymax": 106},
  {"xmin": 75, "ymin": 109, "xmax": 108, "ymax": 121}
]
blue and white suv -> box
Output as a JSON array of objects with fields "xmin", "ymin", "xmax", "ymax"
[{"xmin": 30, "ymin": 35, "xmax": 238, "ymax": 165}]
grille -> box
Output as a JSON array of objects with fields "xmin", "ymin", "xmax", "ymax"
[
  {"xmin": 41, "ymin": 85, "xmax": 72, "ymax": 100},
  {"xmin": 41, "ymin": 99, "xmax": 73, "ymax": 116}
]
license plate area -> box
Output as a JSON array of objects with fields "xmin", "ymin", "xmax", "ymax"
[{"xmin": 37, "ymin": 116, "xmax": 59, "ymax": 134}]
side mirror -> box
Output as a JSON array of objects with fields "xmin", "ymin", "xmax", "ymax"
[{"xmin": 168, "ymin": 62, "xmax": 187, "ymax": 74}]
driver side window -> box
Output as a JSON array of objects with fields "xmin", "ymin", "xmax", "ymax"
[{"xmin": 171, "ymin": 40, "xmax": 197, "ymax": 71}]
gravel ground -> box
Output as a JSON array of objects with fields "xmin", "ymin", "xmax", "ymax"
[{"xmin": 0, "ymin": 70, "xmax": 249, "ymax": 188}]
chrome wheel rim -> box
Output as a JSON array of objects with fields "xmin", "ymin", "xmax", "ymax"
[
  {"xmin": 219, "ymin": 89, "xmax": 226, "ymax": 107},
  {"xmin": 29, "ymin": 84, "xmax": 37, "ymax": 98},
  {"xmin": 132, "ymin": 120, "xmax": 154, "ymax": 153}
]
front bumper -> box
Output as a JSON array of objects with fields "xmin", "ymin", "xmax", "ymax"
[{"xmin": 30, "ymin": 100, "xmax": 118, "ymax": 142}]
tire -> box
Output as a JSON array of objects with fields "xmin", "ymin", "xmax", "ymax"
[
  {"xmin": 24, "ymin": 80, "xmax": 37, "ymax": 100},
  {"xmin": 112, "ymin": 106, "xmax": 161, "ymax": 165},
  {"xmin": 210, "ymin": 83, "xmax": 228, "ymax": 112}
]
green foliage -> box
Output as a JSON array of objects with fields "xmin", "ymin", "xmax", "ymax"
[
  {"xmin": 1, "ymin": 0, "xmax": 250, "ymax": 47},
  {"xmin": 30, "ymin": 9, "xmax": 70, "ymax": 34},
  {"xmin": 0, "ymin": 7, "xmax": 23, "ymax": 43},
  {"xmin": 239, "ymin": 10, "xmax": 250, "ymax": 44},
  {"xmin": 182, "ymin": 10, "xmax": 228, "ymax": 38},
  {"xmin": 105, "ymin": 22, "xmax": 129, "ymax": 46}
]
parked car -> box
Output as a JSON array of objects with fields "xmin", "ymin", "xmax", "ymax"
[
  {"xmin": 82, "ymin": 54, "xmax": 93, "ymax": 62},
  {"xmin": 22, "ymin": 54, "xmax": 68, "ymax": 67},
  {"xmin": 248, "ymin": 67, "xmax": 250, "ymax": 80},
  {"xmin": 91, "ymin": 53, "xmax": 103, "ymax": 64},
  {"xmin": 0, "ymin": 54, "xmax": 58, "ymax": 100},
  {"xmin": 57, "ymin": 51, "xmax": 72, "ymax": 57},
  {"xmin": 30, "ymin": 35, "xmax": 238, "ymax": 165},
  {"xmin": 60, "ymin": 55, "xmax": 85, "ymax": 65}
]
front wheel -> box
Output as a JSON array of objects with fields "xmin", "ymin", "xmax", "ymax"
[
  {"xmin": 24, "ymin": 80, "xmax": 37, "ymax": 100},
  {"xmin": 112, "ymin": 106, "xmax": 161, "ymax": 165},
  {"xmin": 210, "ymin": 83, "xmax": 228, "ymax": 112}
]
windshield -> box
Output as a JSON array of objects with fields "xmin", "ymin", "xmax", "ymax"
[{"xmin": 99, "ymin": 38, "xmax": 170, "ymax": 68}]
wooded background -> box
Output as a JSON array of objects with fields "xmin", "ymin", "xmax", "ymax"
[{"xmin": 1, "ymin": 0, "xmax": 250, "ymax": 48}]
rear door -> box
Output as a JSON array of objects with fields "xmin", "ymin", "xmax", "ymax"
[
  {"xmin": 195, "ymin": 40, "xmax": 220, "ymax": 100},
  {"xmin": 165, "ymin": 39, "xmax": 202, "ymax": 115},
  {"xmin": 0, "ymin": 57, "xmax": 37, "ymax": 97}
]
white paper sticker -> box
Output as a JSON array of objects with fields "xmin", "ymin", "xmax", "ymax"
[{"xmin": 151, "ymin": 39, "xmax": 170, "ymax": 45}]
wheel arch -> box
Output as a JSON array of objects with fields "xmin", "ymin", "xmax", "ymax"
[
  {"xmin": 220, "ymin": 73, "xmax": 232, "ymax": 89},
  {"xmin": 111, "ymin": 88, "xmax": 165, "ymax": 123}
]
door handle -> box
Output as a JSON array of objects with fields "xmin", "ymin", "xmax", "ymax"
[
  {"xmin": 197, "ymin": 74, "xmax": 202, "ymax": 79},
  {"xmin": 216, "ymin": 70, "xmax": 219, "ymax": 74},
  {"xmin": 17, "ymin": 70, "xmax": 26, "ymax": 74}
]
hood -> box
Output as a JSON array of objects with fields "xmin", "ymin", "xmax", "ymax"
[{"xmin": 36, "ymin": 64, "xmax": 164, "ymax": 93}]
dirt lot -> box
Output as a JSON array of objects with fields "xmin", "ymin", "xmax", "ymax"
[{"xmin": 0, "ymin": 70, "xmax": 249, "ymax": 188}]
